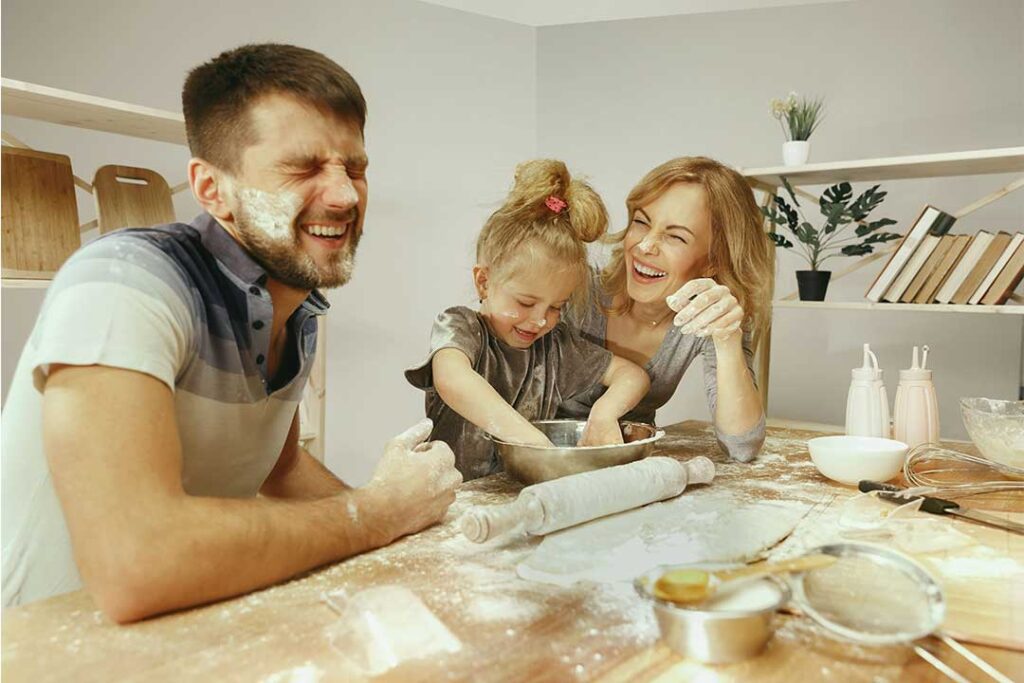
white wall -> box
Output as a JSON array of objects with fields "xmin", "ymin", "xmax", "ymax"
[
  {"xmin": 1, "ymin": 0, "xmax": 536, "ymax": 484},
  {"xmin": 3, "ymin": 0, "xmax": 1021, "ymax": 484},
  {"xmin": 536, "ymin": 0, "xmax": 1024, "ymax": 439}
]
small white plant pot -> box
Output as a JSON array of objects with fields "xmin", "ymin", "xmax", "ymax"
[{"xmin": 782, "ymin": 140, "xmax": 810, "ymax": 166}]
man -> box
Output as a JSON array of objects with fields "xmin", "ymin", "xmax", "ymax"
[{"xmin": 1, "ymin": 43, "xmax": 462, "ymax": 622}]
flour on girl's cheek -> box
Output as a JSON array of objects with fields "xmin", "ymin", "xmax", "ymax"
[
  {"xmin": 496, "ymin": 309, "xmax": 545, "ymax": 327},
  {"xmin": 237, "ymin": 187, "xmax": 304, "ymax": 240}
]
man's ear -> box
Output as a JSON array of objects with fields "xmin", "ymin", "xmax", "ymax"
[
  {"xmin": 472, "ymin": 264, "xmax": 489, "ymax": 301},
  {"xmin": 188, "ymin": 158, "xmax": 234, "ymax": 221}
]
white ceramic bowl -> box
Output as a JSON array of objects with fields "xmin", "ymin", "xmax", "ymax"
[{"xmin": 807, "ymin": 435, "xmax": 909, "ymax": 485}]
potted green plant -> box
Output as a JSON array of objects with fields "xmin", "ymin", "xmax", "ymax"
[
  {"xmin": 762, "ymin": 178, "xmax": 901, "ymax": 301},
  {"xmin": 770, "ymin": 92, "xmax": 824, "ymax": 166}
]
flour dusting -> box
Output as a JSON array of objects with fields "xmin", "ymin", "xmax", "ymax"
[
  {"xmin": 261, "ymin": 662, "xmax": 323, "ymax": 683},
  {"xmin": 346, "ymin": 500, "xmax": 359, "ymax": 524},
  {"xmin": 518, "ymin": 490, "xmax": 810, "ymax": 586},
  {"xmin": 323, "ymin": 585, "xmax": 462, "ymax": 676},
  {"xmin": 237, "ymin": 187, "xmax": 303, "ymax": 240}
]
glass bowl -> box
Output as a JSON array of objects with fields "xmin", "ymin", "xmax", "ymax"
[{"xmin": 960, "ymin": 398, "xmax": 1024, "ymax": 469}]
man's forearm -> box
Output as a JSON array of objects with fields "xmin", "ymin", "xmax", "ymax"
[
  {"xmin": 261, "ymin": 447, "xmax": 349, "ymax": 499},
  {"xmin": 91, "ymin": 487, "xmax": 389, "ymax": 622}
]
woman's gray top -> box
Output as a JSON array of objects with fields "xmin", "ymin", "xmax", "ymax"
[
  {"xmin": 406, "ymin": 306, "xmax": 613, "ymax": 480},
  {"xmin": 558, "ymin": 270, "xmax": 765, "ymax": 462}
]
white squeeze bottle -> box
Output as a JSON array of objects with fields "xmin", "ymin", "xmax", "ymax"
[
  {"xmin": 893, "ymin": 345, "xmax": 939, "ymax": 449},
  {"xmin": 846, "ymin": 343, "xmax": 890, "ymax": 438}
]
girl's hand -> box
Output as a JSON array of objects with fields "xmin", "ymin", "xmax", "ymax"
[
  {"xmin": 578, "ymin": 415, "xmax": 624, "ymax": 447},
  {"xmin": 667, "ymin": 278, "xmax": 743, "ymax": 343}
]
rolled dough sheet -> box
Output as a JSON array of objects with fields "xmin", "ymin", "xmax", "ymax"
[{"xmin": 516, "ymin": 490, "xmax": 811, "ymax": 586}]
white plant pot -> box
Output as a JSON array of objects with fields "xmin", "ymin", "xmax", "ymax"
[{"xmin": 783, "ymin": 140, "xmax": 810, "ymax": 166}]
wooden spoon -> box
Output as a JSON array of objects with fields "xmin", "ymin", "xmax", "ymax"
[{"xmin": 653, "ymin": 554, "xmax": 837, "ymax": 606}]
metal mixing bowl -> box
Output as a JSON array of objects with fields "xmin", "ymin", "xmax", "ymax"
[
  {"xmin": 635, "ymin": 565, "xmax": 790, "ymax": 664},
  {"xmin": 488, "ymin": 419, "xmax": 664, "ymax": 485},
  {"xmin": 960, "ymin": 398, "xmax": 1024, "ymax": 470}
]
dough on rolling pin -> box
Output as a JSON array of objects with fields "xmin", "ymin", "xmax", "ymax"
[
  {"xmin": 460, "ymin": 456, "xmax": 715, "ymax": 543},
  {"xmin": 533, "ymin": 457, "xmax": 714, "ymax": 535}
]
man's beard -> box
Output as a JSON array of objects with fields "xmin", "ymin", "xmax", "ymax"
[{"xmin": 233, "ymin": 190, "xmax": 361, "ymax": 290}]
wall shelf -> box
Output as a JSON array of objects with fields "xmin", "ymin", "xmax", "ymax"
[
  {"xmin": 1, "ymin": 78, "xmax": 186, "ymax": 144},
  {"xmin": 773, "ymin": 300, "xmax": 1024, "ymax": 315},
  {"xmin": 0, "ymin": 278, "xmax": 51, "ymax": 290},
  {"xmin": 742, "ymin": 146, "xmax": 1024, "ymax": 186},
  {"xmin": 743, "ymin": 146, "xmax": 1024, "ymax": 410}
]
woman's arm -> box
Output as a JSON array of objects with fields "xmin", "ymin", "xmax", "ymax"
[
  {"xmin": 431, "ymin": 348, "xmax": 552, "ymax": 446},
  {"xmin": 709, "ymin": 333, "xmax": 763, "ymax": 435},
  {"xmin": 579, "ymin": 356, "xmax": 651, "ymax": 446},
  {"xmin": 668, "ymin": 278, "xmax": 765, "ymax": 458}
]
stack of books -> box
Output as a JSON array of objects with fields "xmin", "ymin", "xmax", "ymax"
[{"xmin": 865, "ymin": 205, "xmax": 1024, "ymax": 305}]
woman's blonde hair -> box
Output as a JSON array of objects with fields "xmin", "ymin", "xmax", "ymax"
[
  {"xmin": 477, "ymin": 159, "xmax": 608, "ymax": 306},
  {"xmin": 601, "ymin": 156, "xmax": 773, "ymax": 336}
]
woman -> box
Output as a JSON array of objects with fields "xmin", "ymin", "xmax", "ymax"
[{"xmin": 559, "ymin": 156, "xmax": 773, "ymax": 462}]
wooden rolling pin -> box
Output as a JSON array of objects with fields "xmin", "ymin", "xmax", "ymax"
[{"xmin": 460, "ymin": 456, "xmax": 715, "ymax": 543}]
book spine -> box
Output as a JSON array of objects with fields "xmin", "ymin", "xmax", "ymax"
[{"xmin": 865, "ymin": 207, "xmax": 942, "ymax": 302}]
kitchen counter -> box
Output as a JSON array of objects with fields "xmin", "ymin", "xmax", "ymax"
[{"xmin": 3, "ymin": 421, "xmax": 1021, "ymax": 682}]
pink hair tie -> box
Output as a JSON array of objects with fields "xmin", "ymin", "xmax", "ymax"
[{"xmin": 545, "ymin": 195, "xmax": 567, "ymax": 214}]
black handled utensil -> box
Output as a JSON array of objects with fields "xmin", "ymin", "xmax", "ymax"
[{"xmin": 859, "ymin": 480, "xmax": 1024, "ymax": 536}]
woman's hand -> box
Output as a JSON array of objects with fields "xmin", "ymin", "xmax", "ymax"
[
  {"xmin": 578, "ymin": 415, "xmax": 624, "ymax": 447},
  {"xmin": 667, "ymin": 278, "xmax": 743, "ymax": 343}
]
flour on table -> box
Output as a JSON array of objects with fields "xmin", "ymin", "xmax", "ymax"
[
  {"xmin": 464, "ymin": 593, "xmax": 544, "ymax": 623},
  {"xmin": 517, "ymin": 489, "xmax": 810, "ymax": 586},
  {"xmin": 261, "ymin": 662, "xmax": 323, "ymax": 683},
  {"xmin": 323, "ymin": 585, "xmax": 461, "ymax": 676},
  {"xmin": 836, "ymin": 493, "xmax": 977, "ymax": 554}
]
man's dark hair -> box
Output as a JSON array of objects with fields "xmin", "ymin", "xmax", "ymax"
[{"xmin": 182, "ymin": 43, "xmax": 367, "ymax": 172}]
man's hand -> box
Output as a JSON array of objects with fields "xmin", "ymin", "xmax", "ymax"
[
  {"xmin": 357, "ymin": 419, "xmax": 462, "ymax": 544},
  {"xmin": 578, "ymin": 414, "xmax": 624, "ymax": 447}
]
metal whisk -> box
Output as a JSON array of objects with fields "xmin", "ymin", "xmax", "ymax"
[{"xmin": 902, "ymin": 443, "xmax": 1024, "ymax": 497}]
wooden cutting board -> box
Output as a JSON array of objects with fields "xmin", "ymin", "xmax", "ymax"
[
  {"xmin": 917, "ymin": 512, "xmax": 1024, "ymax": 651},
  {"xmin": 92, "ymin": 164, "xmax": 174, "ymax": 233},
  {"xmin": 1, "ymin": 146, "xmax": 81, "ymax": 274}
]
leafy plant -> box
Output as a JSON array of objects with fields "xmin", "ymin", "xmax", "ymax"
[
  {"xmin": 770, "ymin": 92, "xmax": 825, "ymax": 141},
  {"xmin": 761, "ymin": 177, "xmax": 901, "ymax": 271}
]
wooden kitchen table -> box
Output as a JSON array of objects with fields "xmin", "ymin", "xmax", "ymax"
[{"xmin": 3, "ymin": 421, "xmax": 1022, "ymax": 682}]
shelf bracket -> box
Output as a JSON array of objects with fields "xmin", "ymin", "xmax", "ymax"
[{"xmin": 954, "ymin": 175, "xmax": 1024, "ymax": 218}]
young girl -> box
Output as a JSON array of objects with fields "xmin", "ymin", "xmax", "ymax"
[{"xmin": 405, "ymin": 160, "xmax": 651, "ymax": 480}]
